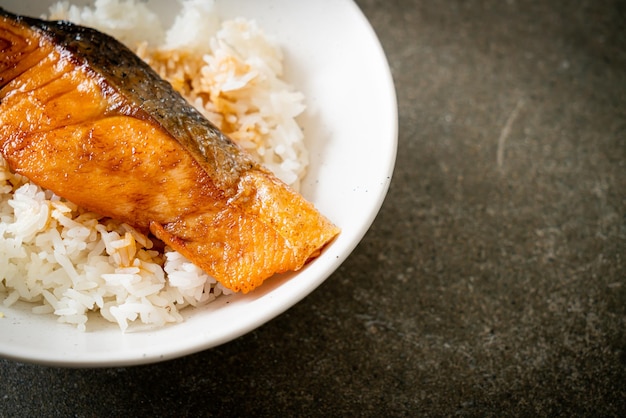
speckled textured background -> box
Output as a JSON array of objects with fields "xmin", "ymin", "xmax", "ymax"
[{"xmin": 1, "ymin": 0, "xmax": 625, "ymax": 416}]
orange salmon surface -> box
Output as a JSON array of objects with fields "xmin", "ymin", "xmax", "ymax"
[{"xmin": 0, "ymin": 9, "xmax": 340, "ymax": 293}]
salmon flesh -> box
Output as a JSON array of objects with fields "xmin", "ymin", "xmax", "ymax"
[{"xmin": 0, "ymin": 9, "xmax": 339, "ymax": 293}]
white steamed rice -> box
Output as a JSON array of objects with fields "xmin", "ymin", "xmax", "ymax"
[{"xmin": 0, "ymin": 0, "xmax": 308, "ymax": 331}]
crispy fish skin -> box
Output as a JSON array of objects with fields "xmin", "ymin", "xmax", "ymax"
[{"xmin": 0, "ymin": 9, "xmax": 339, "ymax": 293}]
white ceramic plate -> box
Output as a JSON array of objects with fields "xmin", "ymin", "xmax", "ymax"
[{"xmin": 0, "ymin": 0, "xmax": 397, "ymax": 367}]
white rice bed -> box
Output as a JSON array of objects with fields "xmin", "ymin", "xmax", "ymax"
[{"xmin": 0, "ymin": 0, "xmax": 308, "ymax": 332}]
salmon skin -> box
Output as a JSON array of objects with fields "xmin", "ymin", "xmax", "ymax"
[{"xmin": 0, "ymin": 8, "xmax": 339, "ymax": 293}]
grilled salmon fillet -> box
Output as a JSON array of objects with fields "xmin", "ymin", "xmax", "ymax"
[{"xmin": 0, "ymin": 9, "xmax": 339, "ymax": 293}]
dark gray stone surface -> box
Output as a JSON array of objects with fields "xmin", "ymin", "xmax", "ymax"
[{"xmin": 1, "ymin": 0, "xmax": 624, "ymax": 416}]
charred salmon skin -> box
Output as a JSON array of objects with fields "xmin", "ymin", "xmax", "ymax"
[{"xmin": 0, "ymin": 8, "xmax": 339, "ymax": 293}]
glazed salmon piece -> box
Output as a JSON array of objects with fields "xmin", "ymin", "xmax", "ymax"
[{"xmin": 0, "ymin": 9, "xmax": 339, "ymax": 293}]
